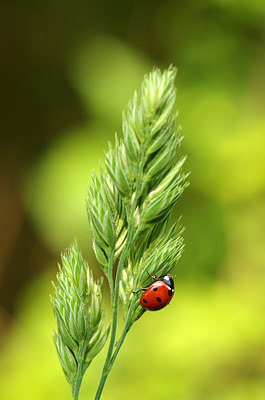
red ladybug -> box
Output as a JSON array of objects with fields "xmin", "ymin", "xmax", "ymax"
[{"xmin": 139, "ymin": 274, "xmax": 174, "ymax": 311}]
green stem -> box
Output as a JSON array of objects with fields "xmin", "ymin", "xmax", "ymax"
[
  {"xmin": 94, "ymin": 227, "xmax": 134, "ymax": 400},
  {"xmin": 72, "ymin": 335, "xmax": 90, "ymax": 400},
  {"xmin": 93, "ymin": 253, "xmax": 116, "ymax": 400},
  {"xmin": 94, "ymin": 146, "xmax": 148, "ymax": 400},
  {"xmin": 72, "ymin": 362, "xmax": 84, "ymax": 400},
  {"xmin": 107, "ymin": 251, "xmax": 115, "ymax": 307},
  {"xmin": 109, "ymin": 302, "xmax": 135, "ymax": 369}
]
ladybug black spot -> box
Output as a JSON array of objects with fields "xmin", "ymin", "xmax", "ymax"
[
  {"xmin": 156, "ymin": 297, "xmax": 162, "ymax": 303},
  {"xmin": 168, "ymin": 289, "xmax": 173, "ymax": 296},
  {"xmin": 143, "ymin": 298, "xmax": 147, "ymax": 304},
  {"xmin": 152, "ymin": 287, "xmax": 158, "ymax": 291}
]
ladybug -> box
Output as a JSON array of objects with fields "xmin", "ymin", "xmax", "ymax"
[{"xmin": 139, "ymin": 273, "xmax": 174, "ymax": 311}]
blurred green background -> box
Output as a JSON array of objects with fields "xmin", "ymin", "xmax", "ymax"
[{"xmin": 0, "ymin": 0, "xmax": 265, "ymax": 399}]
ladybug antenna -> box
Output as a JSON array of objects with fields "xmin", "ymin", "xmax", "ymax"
[{"xmin": 147, "ymin": 271, "xmax": 158, "ymax": 281}]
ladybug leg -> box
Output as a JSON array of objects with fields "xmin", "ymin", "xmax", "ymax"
[
  {"xmin": 147, "ymin": 271, "xmax": 158, "ymax": 281},
  {"xmin": 132, "ymin": 288, "xmax": 147, "ymax": 294}
]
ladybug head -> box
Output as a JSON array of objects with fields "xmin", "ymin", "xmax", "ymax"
[{"xmin": 162, "ymin": 274, "xmax": 174, "ymax": 289}]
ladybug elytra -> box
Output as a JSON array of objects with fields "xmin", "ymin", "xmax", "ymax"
[{"xmin": 139, "ymin": 273, "xmax": 174, "ymax": 311}]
